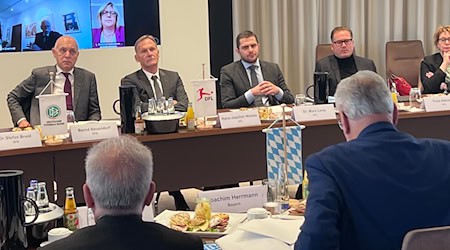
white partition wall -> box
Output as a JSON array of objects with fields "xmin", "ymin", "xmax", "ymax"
[{"xmin": 0, "ymin": 0, "xmax": 210, "ymax": 128}]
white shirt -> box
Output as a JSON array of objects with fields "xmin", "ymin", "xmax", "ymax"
[
  {"xmin": 54, "ymin": 65, "xmax": 74, "ymax": 100},
  {"xmin": 142, "ymin": 68, "xmax": 163, "ymax": 99}
]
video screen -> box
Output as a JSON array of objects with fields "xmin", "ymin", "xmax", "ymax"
[{"xmin": 0, "ymin": 0, "xmax": 160, "ymax": 52}]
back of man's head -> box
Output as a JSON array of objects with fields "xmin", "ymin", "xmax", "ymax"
[
  {"xmin": 85, "ymin": 136, "xmax": 153, "ymax": 216},
  {"xmin": 335, "ymin": 71, "xmax": 393, "ymax": 120}
]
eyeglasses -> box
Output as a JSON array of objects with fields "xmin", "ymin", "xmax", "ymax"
[
  {"xmin": 333, "ymin": 39, "xmax": 353, "ymax": 46},
  {"xmin": 57, "ymin": 47, "xmax": 78, "ymax": 56},
  {"xmin": 438, "ymin": 37, "xmax": 450, "ymax": 43},
  {"xmin": 101, "ymin": 11, "xmax": 117, "ymax": 16}
]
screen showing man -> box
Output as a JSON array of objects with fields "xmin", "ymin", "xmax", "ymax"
[{"xmin": 32, "ymin": 20, "xmax": 62, "ymax": 51}]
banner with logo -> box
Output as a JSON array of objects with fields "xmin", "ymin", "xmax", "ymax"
[
  {"xmin": 191, "ymin": 78, "xmax": 217, "ymax": 117},
  {"xmin": 266, "ymin": 126, "xmax": 303, "ymax": 185},
  {"xmin": 37, "ymin": 93, "xmax": 68, "ymax": 136}
]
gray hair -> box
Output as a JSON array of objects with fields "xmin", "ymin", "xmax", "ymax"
[
  {"xmin": 134, "ymin": 34, "xmax": 158, "ymax": 52},
  {"xmin": 335, "ymin": 71, "xmax": 393, "ymax": 119},
  {"xmin": 85, "ymin": 136, "xmax": 153, "ymax": 215}
]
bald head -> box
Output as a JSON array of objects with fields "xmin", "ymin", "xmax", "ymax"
[{"xmin": 52, "ymin": 36, "xmax": 79, "ymax": 72}]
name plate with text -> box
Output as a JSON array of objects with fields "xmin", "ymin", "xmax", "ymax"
[
  {"xmin": 0, "ymin": 130, "xmax": 42, "ymax": 151},
  {"xmin": 197, "ymin": 185, "xmax": 267, "ymax": 213},
  {"xmin": 293, "ymin": 104, "xmax": 336, "ymax": 122},
  {"xmin": 70, "ymin": 122, "xmax": 119, "ymax": 142},
  {"xmin": 423, "ymin": 96, "xmax": 450, "ymax": 112},
  {"xmin": 218, "ymin": 109, "xmax": 261, "ymax": 129}
]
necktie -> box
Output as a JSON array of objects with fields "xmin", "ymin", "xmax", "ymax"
[
  {"xmin": 249, "ymin": 65, "xmax": 263, "ymax": 106},
  {"xmin": 152, "ymin": 75, "xmax": 163, "ymax": 99},
  {"xmin": 62, "ymin": 72, "xmax": 73, "ymax": 110}
]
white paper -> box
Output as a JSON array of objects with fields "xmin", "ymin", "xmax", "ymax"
[
  {"xmin": 0, "ymin": 130, "xmax": 42, "ymax": 151},
  {"xmin": 198, "ymin": 185, "xmax": 267, "ymax": 213},
  {"xmin": 423, "ymin": 96, "xmax": 450, "ymax": 112},
  {"xmin": 219, "ymin": 110, "xmax": 261, "ymax": 129},
  {"xmin": 70, "ymin": 122, "xmax": 119, "ymax": 142},
  {"xmin": 292, "ymin": 104, "xmax": 336, "ymax": 122}
]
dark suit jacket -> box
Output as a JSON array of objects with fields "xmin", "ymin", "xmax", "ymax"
[
  {"xmin": 40, "ymin": 215, "xmax": 203, "ymax": 250},
  {"xmin": 420, "ymin": 52, "xmax": 447, "ymax": 94},
  {"xmin": 315, "ymin": 55, "xmax": 377, "ymax": 96},
  {"xmin": 7, "ymin": 66, "xmax": 101, "ymax": 126},
  {"xmin": 295, "ymin": 122, "xmax": 450, "ymax": 250},
  {"xmin": 34, "ymin": 31, "xmax": 62, "ymax": 50},
  {"xmin": 121, "ymin": 69, "xmax": 189, "ymax": 112},
  {"xmin": 220, "ymin": 60, "xmax": 294, "ymax": 108}
]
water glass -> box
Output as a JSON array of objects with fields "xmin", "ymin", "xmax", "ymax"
[
  {"xmin": 167, "ymin": 97, "xmax": 175, "ymax": 114},
  {"xmin": 262, "ymin": 179, "xmax": 277, "ymax": 202},
  {"xmin": 295, "ymin": 94, "xmax": 306, "ymax": 106},
  {"xmin": 409, "ymin": 87, "xmax": 422, "ymax": 106},
  {"xmin": 156, "ymin": 98, "xmax": 165, "ymax": 114}
]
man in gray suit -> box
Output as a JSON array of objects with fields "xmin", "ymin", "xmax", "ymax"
[
  {"xmin": 220, "ymin": 30, "xmax": 294, "ymax": 109},
  {"xmin": 315, "ymin": 26, "xmax": 377, "ymax": 96},
  {"xmin": 121, "ymin": 34, "xmax": 190, "ymax": 211},
  {"xmin": 7, "ymin": 36, "xmax": 101, "ymax": 127},
  {"xmin": 121, "ymin": 34, "xmax": 189, "ymax": 112}
]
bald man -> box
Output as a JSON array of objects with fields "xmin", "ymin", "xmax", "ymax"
[
  {"xmin": 33, "ymin": 20, "xmax": 62, "ymax": 50},
  {"xmin": 8, "ymin": 36, "xmax": 101, "ymax": 127}
]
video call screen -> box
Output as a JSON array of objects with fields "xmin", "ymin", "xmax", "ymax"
[{"xmin": 0, "ymin": 0, "xmax": 160, "ymax": 52}]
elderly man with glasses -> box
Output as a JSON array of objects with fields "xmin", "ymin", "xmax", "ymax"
[{"xmin": 315, "ymin": 26, "xmax": 377, "ymax": 96}]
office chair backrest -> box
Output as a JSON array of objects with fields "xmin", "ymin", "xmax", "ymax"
[
  {"xmin": 386, "ymin": 40, "xmax": 425, "ymax": 88},
  {"xmin": 401, "ymin": 226, "xmax": 450, "ymax": 250},
  {"xmin": 316, "ymin": 44, "xmax": 333, "ymax": 62}
]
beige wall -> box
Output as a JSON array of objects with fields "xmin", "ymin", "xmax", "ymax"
[{"xmin": 0, "ymin": 0, "xmax": 210, "ymax": 128}]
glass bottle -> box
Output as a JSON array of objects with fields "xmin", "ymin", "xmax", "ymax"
[
  {"xmin": 64, "ymin": 187, "xmax": 79, "ymax": 231},
  {"xmin": 186, "ymin": 102, "xmax": 196, "ymax": 131},
  {"xmin": 30, "ymin": 179, "xmax": 38, "ymax": 199},
  {"xmin": 276, "ymin": 165, "xmax": 290, "ymax": 212},
  {"xmin": 36, "ymin": 182, "xmax": 50, "ymax": 212},
  {"xmin": 194, "ymin": 197, "xmax": 211, "ymax": 220},
  {"xmin": 302, "ymin": 170, "xmax": 309, "ymax": 200},
  {"xmin": 25, "ymin": 187, "xmax": 36, "ymax": 216},
  {"xmin": 390, "ymin": 81, "xmax": 398, "ymax": 104},
  {"xmin": 134, "ymin": 105, "xmax": 145, "ymax": 135}
]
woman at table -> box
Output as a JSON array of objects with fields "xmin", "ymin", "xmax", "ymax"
[
  {"xmin": 92, "ymin": 2, "xmax": 125, "ymax": 48},
  {"xmin": 420, "ymin": 25, "xmax": 450, "ymax": 94}
]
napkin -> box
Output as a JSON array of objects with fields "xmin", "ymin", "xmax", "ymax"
[{"xmin": 216, "ymin": 217, "xmax": 304, "ymax": 250}]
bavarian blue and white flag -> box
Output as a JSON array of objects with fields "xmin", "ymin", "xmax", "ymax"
[{"xmin": 266, "ymin": 126, "xmax": 302, "ymax": 184}]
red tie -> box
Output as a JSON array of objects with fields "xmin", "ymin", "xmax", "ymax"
[{"xmin": 62, "ymin": 72, "xmax": 73, "ymax": 110}]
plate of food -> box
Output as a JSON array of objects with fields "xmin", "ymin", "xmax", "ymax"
[{"xmin": 154, "ymin": 210, "xmax": 247, "ymax": 238}]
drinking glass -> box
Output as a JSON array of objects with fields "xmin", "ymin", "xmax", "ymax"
[
  {"xmin": 156, "ymin": 98, "xmax": 164, "ymax": 114},
  {"xmin": 295, "ymin": 94, "xmax": 306, "ymax": 106},
  {"xmin": 409, "ymin": 87, "xmax": 422, "ymax": 106}
]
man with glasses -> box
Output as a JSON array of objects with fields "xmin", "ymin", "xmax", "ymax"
[
  {"xmin": 295, "ymin": 70, "xmax": 450, "ymax": 250},
  {"xmin": 315, "ymin": 26, "xmax": 376, "ymax": 96},
  {"xmin": 7, "ymin": 36, "xmax": 101, "ymax": 127}
]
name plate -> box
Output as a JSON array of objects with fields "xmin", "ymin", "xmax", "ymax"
[
  {"xmin": 423, "ymin": 96, "xmax": 450, "ymax": 112},
  {"xmin": 70, "ymin": 122, "xmax": 119, "ymax": 142},
  {"xmin": 218, "ymin": 109, "xmax": 261, "ymax": 129},
  {"xmin": 0, "ymin": 130, "xmax": 42, "ymax": 151},
  {"xmin": 292, "ymin": 104, "xmax": 336, "ymax": 122},
  {"xmin": 197, "ymin": 185, "xmax": 266, "ymax": 213}
]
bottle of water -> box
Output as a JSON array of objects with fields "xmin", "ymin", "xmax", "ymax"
[
  {"xmin": 276, "ymin": 165, "xmax": 290, "ymax": 212},
  {"xmin": 25, "ymin": 187, "xmax": 36, "ymax": 215},
  {"xmin": 30, "ymin": 179, "xmax": 38, "ymax": 199},
  {"xmin": 36, "ymin": 182, "xmax": 50, "ymax": 212}
]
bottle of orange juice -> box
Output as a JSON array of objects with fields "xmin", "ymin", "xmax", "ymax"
[
  {"xmin": 186, "ymin": 102, "xmax": 196, "ymax": 131},
  {"xmin": 64, "ymin": 187, "xmax": 79, "ymax": 231},
  {"xmin": 390, "ymin": 82, "xmax": 398, "ymax": 104}
]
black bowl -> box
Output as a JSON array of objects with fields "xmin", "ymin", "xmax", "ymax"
[{"xmin": 143, "ymin": 112, "xmax": 184, "ymax": 134}]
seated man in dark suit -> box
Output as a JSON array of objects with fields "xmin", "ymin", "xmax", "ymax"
[
  {"xmin": 121, "ymin": 34, "xmax": 190, "ymax": 211},
  {"xmin": 295, "ymin": 71, "xmax": 450, "ymax": 250},
  {"xmin": 7, "ymin": 36, "xmax": 101, "ymax": 128},
  {"xmin": 121, "ymin": 34, "xmax": 188, "ymax": 112},
  {"xmin": 33, "ymin": 20, "xmax": 62, "ymax": 51},
  {"xmin": 41, "ymin": 136, "xmax": 203, "ymax": 250},
  {"xmin": 315, "ymin": 26, "xmax": 377, "ymax": 96},
  {"xmin": 220, "ymin": 30, "xmax": 294, "ymax": 109}
]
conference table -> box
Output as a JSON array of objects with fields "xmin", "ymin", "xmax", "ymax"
[{"xmin": 1, "ymin": 109, "xmax": 449, "ymax": 206}]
